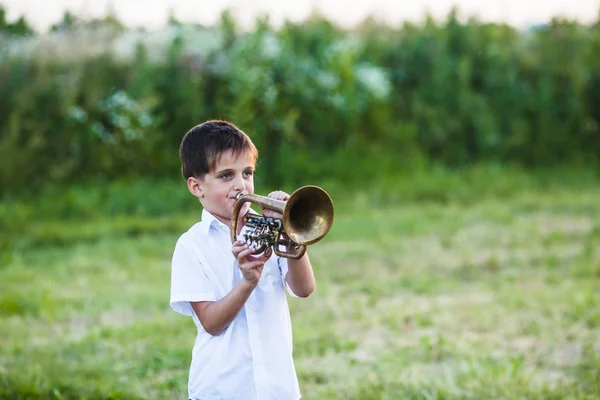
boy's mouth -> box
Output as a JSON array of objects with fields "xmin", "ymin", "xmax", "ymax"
[
  {"xmin": 229, "ymin": 196, "xmax": 243, "ymax": 206},
  {"xmin": 231, "ymin": 192, "xmax": 248, "ymax": 201}
]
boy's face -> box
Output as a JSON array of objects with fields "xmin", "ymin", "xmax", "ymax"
[{"xmin": 188, "ymin": 149, "xmax": 255, "ymax": 227}]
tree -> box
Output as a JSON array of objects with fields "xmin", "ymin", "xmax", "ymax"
[
  {"xmin": 0, "ymin": 5, "xmax": 35, "ymax": 37},
  {"xmin": 50, "ymin": 10, "xmax": 78, "ymax": 32},
  {"xmin": 0, "ymin": 5, "xmax": 6, "ymax": 30}
]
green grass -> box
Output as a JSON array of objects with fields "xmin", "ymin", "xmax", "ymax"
[{"xmin": 1, "ymin": 173, "xmax": 599, "ymax": 399}]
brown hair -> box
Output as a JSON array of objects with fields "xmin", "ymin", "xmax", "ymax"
[{"xmin": 179, "ymin": 120, "xmax": 258, "ymax": 179}]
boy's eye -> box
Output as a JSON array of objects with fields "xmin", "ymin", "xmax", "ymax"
[
  {"xmin": 244, "ymin": 170, "xmax": 253, "ymax": 177},
  {"xmin": 220, "ymin": 173, "xmax": 232, "ymax": 179}
]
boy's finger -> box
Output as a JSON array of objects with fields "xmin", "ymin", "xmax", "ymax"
[
  {"xmin": 245, "ymin": 247, "xmax": 272, "ymax": 262},
  {"xmin": 268, "ymin": 190, "xmax": 289, "ymax": 201},
  {"xmin": 240, "ymin": 261, "xmax": 265, "ymax": 271},
  {"xmin": 231, "ymin": 245, "xmax": 247, "ymax": 256},
  {"xmin": 238, "ymin": 247, "xmax": 257, "ymax": 260}
]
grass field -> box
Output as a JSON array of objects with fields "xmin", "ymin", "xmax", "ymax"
[{"xmin": 1, "ymin": 178, "xmax": 599, "ymax": 399}]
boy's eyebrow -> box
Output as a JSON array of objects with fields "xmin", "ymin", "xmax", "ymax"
[
  {"xmin": 214, "ymin": 168, "xmax": 232, "ymax": 175},
  {"xmin": 214, "ymin": 166, "xmax": 254, "ymax": 175}
]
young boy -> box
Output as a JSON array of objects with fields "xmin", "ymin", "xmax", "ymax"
[{"xmin": 169, "ymin": 120, "xmax": 316, "ymax": 400}]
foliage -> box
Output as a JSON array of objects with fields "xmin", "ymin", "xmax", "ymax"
[
  {"xmin": 1, "ymin": 164, "xmax": 598, "ymax": 261},
  {"xmin": 0, "ymin": 5, "xmax": 35, "ymax": 37},
  {"xmin": 0, "ymin": 7, "xmax": 600, "ymax": 197}
]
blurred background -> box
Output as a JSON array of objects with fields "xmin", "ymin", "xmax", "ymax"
[{"xmin": 1, "ymin": 1, "xmax": 599, "ymax": 399}]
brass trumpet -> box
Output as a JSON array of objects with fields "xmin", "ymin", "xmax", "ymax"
[{"xmin": 230, "ymin": 186, "xmax": 334, "ymax": 259}]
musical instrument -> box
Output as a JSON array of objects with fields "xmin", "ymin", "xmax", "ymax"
[{"xmin": 230, "ymin": 186, "xmax": 334, "ymax": 259}]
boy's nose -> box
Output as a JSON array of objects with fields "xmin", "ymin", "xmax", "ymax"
[{"xmin": 233, "ymin": 176, "xmax": 246, "ymax": 191}]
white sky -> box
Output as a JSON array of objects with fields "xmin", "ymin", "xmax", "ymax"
[{"xmin": 2, "ymin": 0, "xmax": 599, "ymax": 31}]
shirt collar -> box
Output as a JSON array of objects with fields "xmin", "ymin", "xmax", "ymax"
[
  {"xmin": 200, "ymin": 209, "xmax": 229, "ymax": 234},
  {"xmin": 200, "ymin": 208, "xmax": 261, "ymax": 235}
]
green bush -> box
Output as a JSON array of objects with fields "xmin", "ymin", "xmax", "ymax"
[{"xmin": 0, "ymin": 8, "xmax": 599, "ymax": 198}]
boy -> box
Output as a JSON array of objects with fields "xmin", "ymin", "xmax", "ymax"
[{"xmin": 170, "ymin": 120, "xmax": 316, "ymax": 400}]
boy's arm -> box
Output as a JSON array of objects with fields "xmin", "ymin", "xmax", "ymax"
[
  {"xmin": 190, "ymin": 280, "xmax": 256, "ymax": 336},
  {"xmin": 191, "ymin": 242, "xmax": 271, "ymax": 336},
  {"xmin": 285, "ymin": 252, "xmax": 315, "ymax": 298}
]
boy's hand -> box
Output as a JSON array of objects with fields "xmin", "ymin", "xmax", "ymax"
[
  {"xmin": 262, "ymin": 190, "xmax": 289, "ymax": 219},
  {"xmin": 232, "ymin": 240, "xmax": 273, "ymax": 285}
]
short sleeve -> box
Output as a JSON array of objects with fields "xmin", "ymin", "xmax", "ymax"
[
  {"xmin": 170, "ymin": 237, "xmax": 217, "ymax": 316},
  {"xmin": 277, "ymin": 256, "xmax": 300, "ymax": 298}
]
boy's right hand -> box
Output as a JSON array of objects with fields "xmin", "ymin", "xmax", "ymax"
[{"xmin": 232, "ymin": 240, "xmax": 273, "ymax": 285}]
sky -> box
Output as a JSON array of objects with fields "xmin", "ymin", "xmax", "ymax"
[{"xmin": 2, "ymin": 0, "xmax": 599, "ymax": 32}]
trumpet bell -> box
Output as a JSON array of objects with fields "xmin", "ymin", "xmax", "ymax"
[{"xmin": 283, "ymin": 185, "xmax": 335, "ymax": 246}]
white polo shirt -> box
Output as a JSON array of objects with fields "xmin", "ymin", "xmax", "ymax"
[{"xmin": 170, "ymin": 209, "xmax": 301, "ymax": 400}]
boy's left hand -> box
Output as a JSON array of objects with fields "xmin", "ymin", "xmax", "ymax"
[{"xmin": 261, "ymin": 190, "xmax": 289, "ymax": 220}]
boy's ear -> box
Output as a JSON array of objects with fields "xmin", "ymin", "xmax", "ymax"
[{"xmin": 187, "ymin": 176, "xmax": 204, "ymax": 198}]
